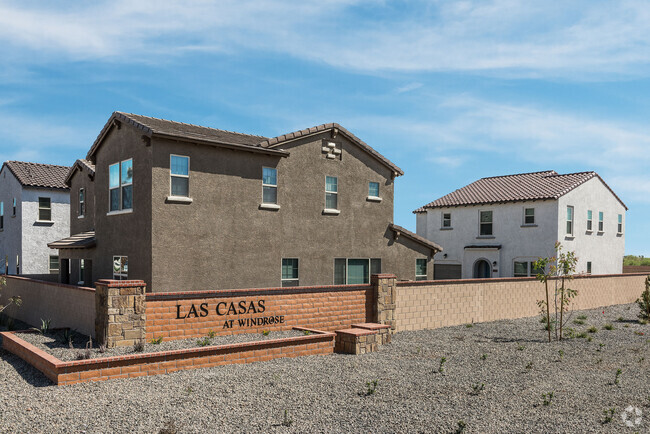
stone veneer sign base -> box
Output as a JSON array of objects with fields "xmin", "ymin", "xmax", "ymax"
[{"xmin": 1, "ymin": 327, "xmax": 336, "ymax": 386}]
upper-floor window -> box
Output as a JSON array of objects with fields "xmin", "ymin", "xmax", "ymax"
[
  {"xmin": 325, "ymin": 176, "xmax": 338, "ymax": 210},
  {"xmin": 113, "ymin": 256, "xmax": 128, "ymax": 279},
  {"xmin": 598, "ymin": 211, "xmax": 604, "ymax": 232},
  {"xmin": 479, "ymin": 210, "xmax": 493, "ymax": 236},
  {"xmin": 566, "ymin": 206, "xmax": 574, "ymax": 235},
  {"xmin": 524, "ymin": 208, "xmax": 535, "ymax": 225},
  {"xmin": 415, "ymin": 258, "xmax": 427, "ymax": 281},
  {"xmin": 170, "ymin": 155, "xmax": 189, "ymax": 197},
  {"xmin": 587, "ymin": 210, "xmax": 593, "ymax": 231},
  {"xmin": 281, "ymin": 258, "xmax": 299, "ymax": 287},
  {"xmin": 262, "ymin": 167, "xmax": 278, "ymax": 204},
  {"xmin": 78, "ymin": 188, "xmax": 85, "ymax": 217},
  {"xmin": 0, "ymin": 202, "xmax": 3, "ymax": 230},
  {"xmin": 368, "ymin": 182, "xmax": 380, "ymax": 198},
  {"xmin": 617, "ymin": 214, "xmax": 623, "ymax": 234},
  {"xmin": 109, "ymin": 159, "xmax": 133, "ymax": 212},
  {"xmin": 38, "ymin": 197, "xmax": 51, "ymax": 221},
  {"xmin": 442, "ymin": 212, "xmax": 452, "ymax": 228},
  {"xmin": 12, "ymin": 198, "xmax": 16, "ymax": 217}
]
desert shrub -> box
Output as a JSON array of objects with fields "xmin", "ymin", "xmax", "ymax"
[{"xmin": 637, "ymin": 276, "xmax": 650, "ymax": 322}]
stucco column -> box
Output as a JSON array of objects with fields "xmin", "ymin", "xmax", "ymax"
[
  {"xmin": 371, "ymin": 273, "xmax": 397, "ymax": 330},
  {"xmin": 95, "ymin": 279, "xmax": 146, "ymax": 348}
]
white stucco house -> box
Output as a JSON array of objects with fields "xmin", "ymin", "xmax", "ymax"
[
  {"xmin": 415, "ymin": 170, "xmax": 627, "ymax": 279},
  {"xmin": 0, "ymin": 161, "xmax": 70, "ymax": 280}
]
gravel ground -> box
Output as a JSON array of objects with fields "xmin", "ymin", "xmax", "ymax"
[
  {"xmin": 15, "ymin": 329, "xmax": 305, "ymax": 361},
  {"xmin": 1, "ymin": 303, "xmax": 649, "ymax": 433}
]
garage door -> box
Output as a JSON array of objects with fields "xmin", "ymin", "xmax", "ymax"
[{"xmin": 434, "ymin": 264, "xmax": 462, "ymax": 280}]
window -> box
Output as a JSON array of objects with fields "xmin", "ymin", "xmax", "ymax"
[
  {"xmin": 38, "ymin": 197, "xmax": 51, "ymax": 221},
  {"xmin": 281, "ymin": 258, "xmax": 299, "ymax": 287},
  {"xmin": 368, "ymin": 182, "xmax": 380, "ymax": 198},
  {"xmin": 113, "ymin": 256, "xmax": 128, "ymax": 279},
  {"xmin": 524, "ymin": 208, "xmax": 535, "ymax": 225},
  {"xmin": 347, "ymin": 259, "xmax": 369, "ymax": 284},
  {"xmin": 79, "ymin": 259, "xmax": 85, "ymax": 284},
  {"xmin": 334, "ymin": 258, "xmax": 378, "ymax": 284},
  {"xmin": 170, "ymin": 155, "xmax": 189, "ymax": 197},
  {"xmin": 334, "ymin": 258, "xmax": 346, "ymax": 285},
  {"xmin": 479, "ymin": 211, "xmax": 493, "ymax": 236},
  {"xmin": 79, "ymin": 188, "xmax": 85, "ymax": 217},
  {"xmin": 109, "ymin": 159, "xmax": 133, "ymax": 212},
  {"xmin": 587, "ymin": 210, "xmax": 593, "ymax": 231},
  {"xmin": 598, "ymin": 211, "xmax": 604, "ymax": 232},
  {"xmin": 566, "ymin": 206, "xmax": 574, "ymax": 235},
  {"xmin": 325, "ymin": 176, "xmax": 338, "ymax": 210},
  {"xmin": 12, "ymin": 198, "xmax": 15, "ymax": 217},
  {"xmin": 49, "ymin": 255, "xmax": 59, "ymax": 274},
  {"xmin": 262, "ymin": 167, "xmax": 278, "ymax": 204},
  {"xmin": 0, "ymin": 202, "xmax": 3, "ymax": 230},
  {"xmin": 617, "ymin": 214, "xmax": 623, "ymax": 233},
  {"xmin": 16, "ymin": 255, "xmax": 19, "ymax": 275},
  {"xmin": 415, "ymin": 258, "xmax": 427, "ymax": 281},
  {"xmin": 442, "ymin": 213, "xmax": 452, "ymax": 228},
  {"xmin": 514, "ymin": 261, "xmax": 528, "ymax": 277},
  {"xmin": 587, "ymin": 261, "xmax": 592, "ymax": 274}
]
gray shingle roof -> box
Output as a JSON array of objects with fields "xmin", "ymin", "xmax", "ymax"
[
  {"xmin": 414, "ymin": 170, "xmax": 627, "ymax": 212},
  {"xmin": 3, "ymin": 161, "xmax": 70, "ymax": 190}
]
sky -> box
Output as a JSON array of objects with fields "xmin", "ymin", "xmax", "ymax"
[{"xmin": 0, "ymin": 0, "xmax": 648, "ymax": 255}]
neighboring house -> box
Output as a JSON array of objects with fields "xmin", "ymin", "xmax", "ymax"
[
  {"xmin": 50, "ymin": 112, "xmax": 441, "ymax": 292},
  {"xmin": 414, "ymin": 170, "xmax": 626, "ymax": 279},
  {"xmin": 0, "ymin": 161, "xmax": 70, "ymax": 280}
]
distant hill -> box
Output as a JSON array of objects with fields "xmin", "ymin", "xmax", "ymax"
[{"xmin": 623, "ymin": 255, "xmax": 650, "ymax": 266}]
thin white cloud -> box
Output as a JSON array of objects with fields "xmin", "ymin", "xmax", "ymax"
[
  {"xmin": 0, "ymin": 1, "xmax": 649, "ymax": 78},
  {"xmin": 396, "ymin": 82, "xmax": 423, "ymax": 93}
]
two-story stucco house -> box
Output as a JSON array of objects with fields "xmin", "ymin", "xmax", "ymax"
[
  {"xmin": 0, "ymin": 161, "xmax": 70, "ymax": 280},
  {"xmin": 415, "ymin": 170, "xmax": 626, "ymax": 279},
  {"xmin": 50, "ymin": 112, "xmax": 441, "ymax": 291}
]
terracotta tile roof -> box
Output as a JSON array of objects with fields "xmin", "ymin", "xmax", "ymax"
[
  {"xmin": 261, "ymin": 123, "xmax": 404, "ymax": 176},
  {"xmin": 48, "ymin": 231, "xmax": 96, "ymax": 249},
  {"xmin": 389, "ymin": 223, "xmax": 443, "ymax": 252},
  {"xmin": 2, "ymin": 161, "xmax": 70, "ymax": 190},
  {"xmin": 65, "ymin": 159, "xmax": 95, "ymax": 185},
  {"xmin": 414, "ymin": 170, "xmax": 627, "ymax": 212}
]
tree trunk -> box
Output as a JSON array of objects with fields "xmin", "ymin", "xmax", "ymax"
[
  {"xmin": 559, "ymin": 276, "xmax": 565, "ymax": 340},
  {"xmin": 545, "ymin": 280, "xmax": 551, "ymax": 342}
]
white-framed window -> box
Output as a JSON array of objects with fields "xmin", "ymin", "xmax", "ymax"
[
  {"xmin": 109, "ymin": 159, "xmax": 133, "ymax": 212},
  {"xmin": 479, "ymin": 210, "xmax": 493, "ymax": 236},
  {"xmin": 333, "ymin": 258, "xmax": 381, "ymax": 285},
  {"xmin": 415, "ymin": 258, "xmax": 427, "ymax": 281},
  {"xmin": 325, "ymin": 176, "xmax": 338, "ymax": 210},
  {"xmin": 281, "ymin": 258, "xmax": 299, "ymax": 287},
  {"xmin": 617, "ymin": 214, "xmax": 623, "ymax": 234},
  {"xmin": 587, "ymin": 261, "xmax": 592, "ymax": 274},
  {"xmin": 523, "ymin": 208, "xmax": 535, "ymax": 225},
  {"xmin": 170, "ymin": 155, "xmax": 190, "ymax": 197},
  {"xmin": 368, "ymin": 182, "xmax": 380, "ymax": 198},
  {"xmin": 49, "ymin": 255, "xmax": 59, "ymax": 274},
  {"xmin": 598, "ymin": 211, "xmax": 604, "ymax": 232},
  {"xmin": 0, "ymin": 202, "xmax": 3, "ymax": 230},
  {"xmin": 262, "ymin": 167, "xmax": 278, "ymax": 204},
  {"xmin": 587, "ymin": 210, "xmax": 593, "ymax": 231},
  {"xmin": 442, "ymin": 212, "xmax": 452, "ymax": 228},
  {"xmin": 12, "ymin": 198, "xmax": 16, "ymax": 217},
  {"xmin": 113, "ymin": 256, "xmax": 128, "ymax": 279},
  {"xmin": 38, "ymin": 197, "xmax": 52, "ymax": 221},
  {"xmin": 566, "ymin": 206, "xmax": 574, "ymax": 235},
  {"xmin": 79, "ymin": 188, "xmax": 85, "ymax": 217}
]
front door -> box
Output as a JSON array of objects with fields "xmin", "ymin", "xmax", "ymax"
[{"xmin": 473, "ymin": 260, "xmax": 491, "ymax": 278}]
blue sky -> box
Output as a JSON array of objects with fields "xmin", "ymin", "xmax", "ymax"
[{"xmin": 1, "ymin": 1, "xmax": 649, "ymax": 254}]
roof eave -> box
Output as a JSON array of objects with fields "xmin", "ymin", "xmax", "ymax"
[{"xmin": 152, "ymin": 132, "xmax": 290, "ymax": 157}]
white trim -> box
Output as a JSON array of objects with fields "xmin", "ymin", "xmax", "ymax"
[
  {"xmin": 566, "ymin": 205, "xmax": 574, "ymax": 236},
  {"xmin": 366, "ymin": 196, "xmax": 382, "ymax": 202},
  {"xmin": 323, "ymin": 208, "xmax": 341, "ymax": 215},
  {"xmin": 35, "ymin": 220, "xmax": 54, "ymax": 224},
  {"xmin": 259, "ymin": 203, "xmax": 280, "ymax": 210},
  {"xmin": 166, "ymin": 196, "xmax": 193, "ymax": 204},
  {"xmin": 106, "ymin": 209, "xmax": 133, "ymax": 216},
  {"xmin": 325, "ymin": 175, "xmax": 338, "ymax": 211},
  {"xmin": 415, "ymin": 258, "xmax": 428, "ymax": 281}
]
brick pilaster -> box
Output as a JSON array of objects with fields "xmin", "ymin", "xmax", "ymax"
[
  {"xmin": 95, "ymin": 280, "xmax": 146, "ymax": 348},
  {"xmin": 371, "ymin": 273, "xmax": 396, "ymax": 330}
]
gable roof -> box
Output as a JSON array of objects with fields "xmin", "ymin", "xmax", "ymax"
[
  {"xmin": 65, "ymin": 159, "xmax": 96, "ymax": 185},
  {"xmin": 2, "ymin": 161, "xmax": 70, "ymax": 190},
  {"xmin": 260, "ymin": 123, "xmax": 404, "ymax": 176},
  {"xmin": 414, "ymin": 170, "xmax": 627, "ymax": 212},
  {"xmin": 389, "ymin": 223, "xmax": 443, "ymax": 253},
  {"xmin": 86, "ymin": 113, "xmax": 403, "ymax": 176}
]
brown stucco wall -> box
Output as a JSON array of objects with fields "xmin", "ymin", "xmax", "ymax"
[
  {"xmin": 148, "ymin": 131, "xmax": 432, "ymax": 292},
  {"xmin": 68, "ymin": 166, "xmax": 96, "ymax": 235}
]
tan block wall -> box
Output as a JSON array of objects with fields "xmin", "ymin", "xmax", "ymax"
[
  {"xmin": 395, "ymin": 273, "xmax": 649, "ymax": 332},
  {"xmin": 0, "ymin": 276, "xmax": 95, "ymax": 336}
]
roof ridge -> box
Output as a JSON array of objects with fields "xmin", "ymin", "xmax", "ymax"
[
  {"xmin": 117, "ymin": 112, "xmax": 268, "ymax": 139},
  {"xmin": 480, "ymin": 170, "xmax": 556, "ymax": 180},
  {"xmin": 7, "ymin": 160, "xmax": 70, "ymax": 169},
  {"xmin": 542, "ymin": 170, "xmax": 596, "ymax": 178}
]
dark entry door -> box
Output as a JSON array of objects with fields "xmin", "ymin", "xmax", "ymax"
[{"xmin": 473, "ymin": 260, "xmax": 491, "ymax": 278}]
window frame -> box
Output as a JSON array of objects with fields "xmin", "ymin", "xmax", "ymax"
[
  {"xmin": 368, "ymin": 181, "xmax": 380, "ymax": 200},
  {"xmin": 442, "ymin": 212, "xmax": 452, "ymax": 229},
  {"xmin": 49, "ymin": 255, "xmax": 59, "ymax": 274},
  {"xmin": 281, "ymin": 258, "xmax": 299, "ymax": 287},
  {"xmin": 617, "ymin": 214, "xmax": 623, "ymax": 234},
  {"xmin": 112, "ymin": 256, "xmax": 128, "ymax": 279},
  {"xmin": 587, "ymin": 210, "xmax": 593, "ymax": 231},
  {"xmin": 333, "ymin": 258, "xmax": 381, "ymax": 285},
  {"xmin": 514, "ymin": 261, "xmax": 529, "ymax": 277},
  {"xmin": 479, "ymin": 210, "xmax": 493, "ymax": 236},
  {"xmin": 108, "ymin": 159, "xmax": 133, "ymax": 214},
  {"xmin": 325, "ymin": 175, "xmax": 338, "ymax": 211},
  {"xmin": 262, "ymin": 167, "xmax": 278, "ymax": 205},
  {"xmin": 78, "ymin": 188, "xmax": 85, "ymax": 217},
  {"xmin": 38, "ymin": 197, "xmax": 52, "ymax": 222},
  {"xmin": 79, "ymin": 259, "xmax": 85, "ymax": 285},
  {"xmin": 0, "ymin": 202, "xmax": 3, "ymax": 230},
  {"xmin": 566, "ymin": 205, "xmax": 574, "ymax": 236},
  {"xmin": 170, "ymin": 154, "xmax": 190, "ymax": 198},
  {"xmin": 598, "ymin": 211, "xmax": 604, "ymax": 232},
  {"xmin": 523, "ymin": 207, "xmax": 535, "ymax": 225},
  {"xmin": 415, "ymin": 258, "xmax": 428, "ymax": 281},
  {"xmin": 587, "ymin": 261, "xmax": 592, "ymax": 274},
  {"xmin": 12, "ymin": 198, "xmax": 16, "ymax": 217}
]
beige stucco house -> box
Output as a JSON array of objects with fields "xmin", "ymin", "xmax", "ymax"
[{"xmin": 50, "ymin": 112, "xmax": 441, "ymax": 292}]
